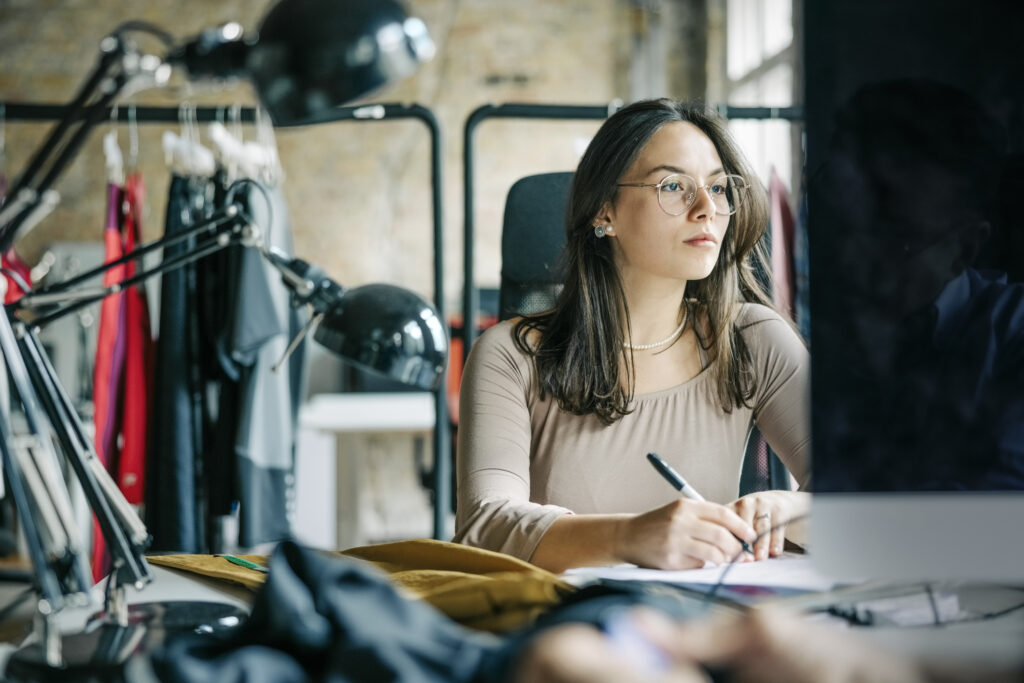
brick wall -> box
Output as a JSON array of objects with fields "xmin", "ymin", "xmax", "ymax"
[{"xmin": 0, "ymin": 0, "xmax": 642, "ymax": 310}]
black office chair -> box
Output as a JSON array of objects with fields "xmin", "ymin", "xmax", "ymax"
[
  {"xmin": 496, "ymin": 171, "xmax": 790, "ymax": 497},
  {"xmin": 498, "ymin": 172, "xmax": 572, "ymax": 321}
]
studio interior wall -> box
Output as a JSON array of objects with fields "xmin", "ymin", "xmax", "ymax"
[{"xmin": 0, "ymin": 0, "xmax": 701, "ymax": 314}]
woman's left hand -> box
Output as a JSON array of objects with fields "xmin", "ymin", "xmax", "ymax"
[{"xmin": 727, "ymin": 491, "xmax": 810, "ymax": 561}]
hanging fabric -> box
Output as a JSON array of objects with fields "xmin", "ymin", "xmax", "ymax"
[
  {"xmin": 769, "ymin": 166, "xmax": 797, "ymax": 319},
  {"xmin": 116, "ymin": 171, "xmax": 154, "ymax": 505},
  {"xmin": 225, "ymin": 180, "xmax": 305, "ymax": 547},
  {"xmin": 91, "ymin": 180, "xmax": 127, "ymax": 581},
  {"xmin": 147, "ymin": 107, "xmax": 303, "ymax": 553},
  {"xmin": 214, "ymin": 111, "xmax": 300, "ymax": 547},
  {"xmin": 145, "ymin": 104, "xmax": 213, "ymax": 552},
  {"xmin": 146, "ymin": 173, "xmax": 214, "ymax": 553},
  {"xmin": 90, "ymin": 118, "xmax": 155, "ymax": 579}
]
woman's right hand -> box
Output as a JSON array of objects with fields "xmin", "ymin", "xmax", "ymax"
[{"xmin": 614, "ymin": 499, "xmax": 756, "ymax": 569}]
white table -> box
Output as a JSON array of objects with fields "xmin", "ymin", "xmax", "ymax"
[{"xmin": 294, "ymin": 392, "xmax": 437, "ymax": 550}]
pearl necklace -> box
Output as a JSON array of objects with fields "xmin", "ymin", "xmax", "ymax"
[{"xmin": 623, "ymin": 310, "xmax": 688, "ymax": 351}]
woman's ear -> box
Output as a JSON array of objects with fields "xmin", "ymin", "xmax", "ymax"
[{"xmin": 593, "ymin": 202, "xmax": 616, "ymax": 236}]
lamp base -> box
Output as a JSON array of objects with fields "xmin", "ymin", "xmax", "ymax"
[{"xmin": 4, "ymin": 600, "xmax": 246, "ymax": 681}]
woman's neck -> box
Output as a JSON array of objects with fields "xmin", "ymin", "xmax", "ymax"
[{"xmin": 620, "ymin": 272, "xmax": 689, "ymax": 344}]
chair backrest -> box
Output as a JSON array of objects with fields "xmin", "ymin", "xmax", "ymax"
[{"xmin": 498, "ymin": 172, "xmax": 573, "ymax": 320}]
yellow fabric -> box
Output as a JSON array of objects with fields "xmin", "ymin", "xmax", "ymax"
[
  {"xmin": 146, "ymin": 553, "xmax": 268, "ymax": 591},
  {"xmin": 342, "ymin": 539, "xmax": 574, "ymax": 632},
  {"xmin": 146, "ymin": 539, "xmax": 574, "ymax": 632}
]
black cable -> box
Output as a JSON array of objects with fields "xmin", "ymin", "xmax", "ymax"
[
  {"xmin": 225, "ymin": 176, "xmax": 274, "ymax": 244},
  {"xmin": 0, "ymin": 266, "xmax": 31, "ymax": 294},
  {"xmin": 703, "ymin": 512, "xmax": 810, "ymax": 606},
  {"xmin": 700, "ymin": 517, "xmax": 1024, "ymax": 629},
  {"xmin": 942, "ymin": 598, "xmax": 1024, "ymax": 625},
  {"xmin": 111, "ymin": 21, "xmax": 176, "ymax": 47},
  {"xmin": 923, "ymin": 582, "xmax": 941, "ymax": 626}
]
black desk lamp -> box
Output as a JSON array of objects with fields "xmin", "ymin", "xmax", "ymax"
[{"xmin": 0, "ymin": 0, "xmax": 441, "ymax": 673}]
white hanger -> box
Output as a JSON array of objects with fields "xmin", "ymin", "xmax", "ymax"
[
  {"xmin": 103, "ymin": 106, "xmax": 125, "ymax": 186},
  {"xmin": 163, "ymin": 102, "xmax": 216, "ymax": 178},
  {"xmin": 254, "ymin": 106, "xmax": 284, "ymax": 186},
  {"xmin": 127, "ymin": 104, "xmax": 139, "ymax": 174},
  {"xmin": 208, "ymin": 105, "xmax": 283, "ymax": 186},
  {"xmin": 209, "ymin": 119, "xmax": 273, "ymax": 183}
]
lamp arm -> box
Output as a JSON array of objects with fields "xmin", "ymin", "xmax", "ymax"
[
  {"xmin": 0, "ymin": 417, "xmax": 67, "ymax": 610},
  {"xmin": 0, "ymin": 200, "xmax": 257, "ymax": 632},
  {"xmin": 0, "ymin": 29, "xmax": 171, "ymax": 252},
  {"xmin": 16, "ymin": 203, "xmax": 244, "ymax": 305},
  {"xmin": 6, "ymin": 38, "xmax": 124, "ymax": 204},
  {"xmin": 14, "ymin": 209, "xmax": 256, "ymax": 328},
  {"xmin": 0, "ymin": 312, "xmax": 91, "ymax": 611},
  {"xmin": 262, "ymin": 246, "xmax": 344, "ymax": 313},
  {"xmin": 18, "ymin": 330, "xmax": 151, "ymax": 591}
]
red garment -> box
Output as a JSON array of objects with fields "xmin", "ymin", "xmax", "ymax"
[
  {"xmin": 0, "ymin": 174, "xmax": 31, "ymax": 303},
  {"xmin": 118, "ymin": 173, "xmax": 154, "ymax": 504},
  {"xmin": 1, "ymin": 248, "xmax": 31, "ymax": 304},
  {"xmin": 91, "ymin": 183, "xmax": 127, "ymax": 581},
  {"xmin": 90, "ymin": 173, "xmax": 154, "ymax": 582}
]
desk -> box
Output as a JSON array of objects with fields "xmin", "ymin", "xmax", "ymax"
[
  {"xmin": 565, "ymin": 557, "xmax": 1024, "ymax": 672},
  {"xmin": 0, "ymin": 564, "xmax": 251, "ymax": 677},
  {"xmin": 294, "ymin": 392, "xmax": 437, "ymax": 550}
]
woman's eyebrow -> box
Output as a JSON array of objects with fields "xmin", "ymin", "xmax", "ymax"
[{"xmin": 645, "ymin": 164, "xmax": 726, "ymax": 178}]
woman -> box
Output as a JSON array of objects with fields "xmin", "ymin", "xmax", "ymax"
[{"xmin": 454, "ymin": 98, "xmax": 810, "ymax": 573}]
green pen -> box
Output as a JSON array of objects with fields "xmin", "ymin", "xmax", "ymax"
[{"xmin": 219, "ymin": 554, "xmax": 269, "ymax": 573}]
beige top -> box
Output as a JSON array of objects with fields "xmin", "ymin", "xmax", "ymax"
[{"xmin": 453, "ymin": 303, "xmax": 811, "ymax": 561}]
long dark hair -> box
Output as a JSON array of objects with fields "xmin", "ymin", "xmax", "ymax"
[{"xmin": 514, "ymin": 98, "xmax": 774, "ymax": 424}]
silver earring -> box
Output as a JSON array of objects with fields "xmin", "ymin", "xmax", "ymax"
[{"xmin": 594, "ymin": 224, "xmax": 608, "ymax": 238}]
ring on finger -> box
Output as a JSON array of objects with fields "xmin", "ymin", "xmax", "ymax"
[{"xmin": 754, "ymin": 513, "xmax": 770, "ymax": 522}]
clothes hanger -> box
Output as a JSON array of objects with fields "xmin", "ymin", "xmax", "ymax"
[
  {"xmin": 208, "ymin": 104, "xmax": 270, "ymax": 183},
  {"xmin": 254, "ymin": 105, "xmax": 284, "ymax": 187},
  {"xmin": 102, "ymin": 105, "xmax": 125, "ymax": 187},
  {"xmin": 162, "ymin": 101, "xmax": 215, "ymax": 178},
  {"xmin": 126, "ymin": 103, "xmax": 139, "ymax": 175}
]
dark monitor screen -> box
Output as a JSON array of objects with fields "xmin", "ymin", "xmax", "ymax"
[{"xmin": 805, "ymin": 0, "xmax": 1024, "ymax": 581}]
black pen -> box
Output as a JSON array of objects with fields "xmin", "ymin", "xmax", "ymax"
[{"xmin": 646, "ymin": 452, "xmax": 753, "ymax": 556}]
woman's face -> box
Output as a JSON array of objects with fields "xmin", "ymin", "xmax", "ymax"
[{"xmin": 601, "ymin": 121, "xmax": 731, "ymax": 285}]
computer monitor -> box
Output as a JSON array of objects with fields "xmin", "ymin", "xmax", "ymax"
[{"xmin": 805, "ymin": 1, "xmax": 1024, "ymax": 582}]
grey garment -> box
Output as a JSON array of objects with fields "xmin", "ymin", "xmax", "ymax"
[{"xmin": 231, "ymin": 182, "xmax": 307, "ymax": 548}]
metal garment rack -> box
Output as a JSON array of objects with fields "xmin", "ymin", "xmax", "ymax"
[
  {"xmin": 460, "ymin": 101, "xmax": 805, "ymax": 362},
  {"xmin": 1, "ymin": 100, "xmax": 453, "ymax": 541}
]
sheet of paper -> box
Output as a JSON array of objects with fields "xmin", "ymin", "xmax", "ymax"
[{"xmin": 563, "ymin": 553, "xmax": 842, "ymax": 593}]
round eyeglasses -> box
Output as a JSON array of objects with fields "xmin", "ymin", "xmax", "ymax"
[{"xmin": 617, "ymin": 173, "xmax": 749, "ymax": 216}]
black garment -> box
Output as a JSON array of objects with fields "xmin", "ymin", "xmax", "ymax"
[
  {"xmin": 150, "ymin": 542, "xmax": 501, "ymax": 683},
  {"xmin": 147, "ymin": 174, "xmax": 215, "ymax": 552},
  {"xmin": 150, "ymin": 542, "xmax": 721, "ymax": 683},
  {"xmin": 203, "ymin": 181, "xmax": 306, "ymax": 547},
  {"xmin": 147, "ymin": 175, "xmax": 306, "ymax": 552}
]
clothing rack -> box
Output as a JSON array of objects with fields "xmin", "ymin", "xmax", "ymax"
[
  {"xmin": 460, "ymin": 101, "xmax": 804, "ymax": 360},
  {"xmin": 1, "ymin": 100, "xmax": 453, "ymax": 541}
]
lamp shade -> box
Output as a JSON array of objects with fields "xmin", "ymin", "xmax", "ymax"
[
  {"xmin": 247, "ymin": 0, "xmax": 435, "ymax": 125},
  {"xmin": 313, "ymin": 284, "xmax": 447, "ymax": 391}
]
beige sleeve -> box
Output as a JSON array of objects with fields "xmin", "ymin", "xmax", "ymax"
[
  {"xmin": 452, "ymin": 323, "xmax": 572, "ymax": 560},
  {"xmin": 743, "ymin": 306, "xmax": 813, "ymax": 489}
]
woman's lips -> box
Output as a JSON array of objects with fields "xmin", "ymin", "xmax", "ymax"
[{"xmin": 684, "ymin": 235, "xmax": 717, "ymax": 247}]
